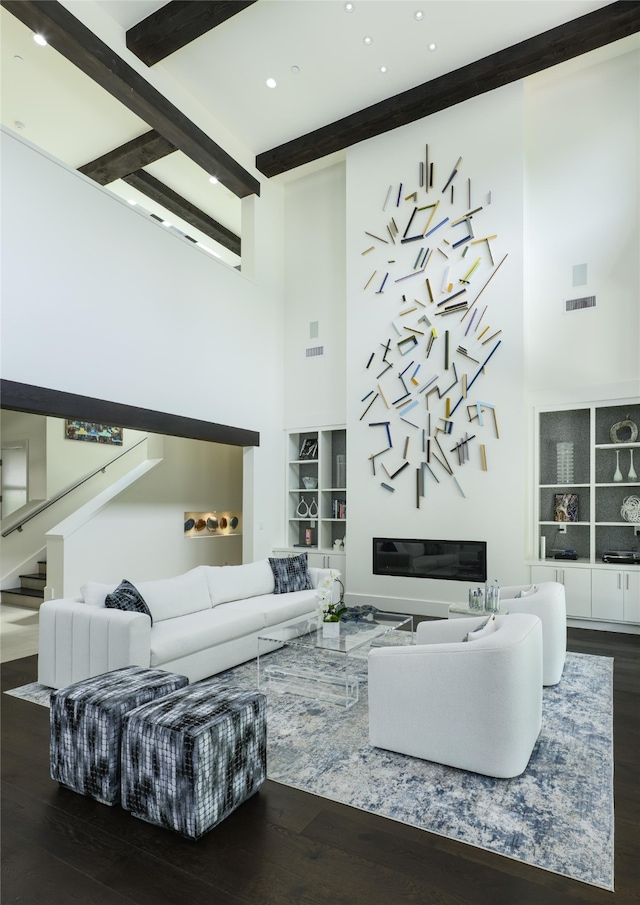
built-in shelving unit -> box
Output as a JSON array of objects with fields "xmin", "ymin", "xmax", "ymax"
[
  {"xmin": 274, "ymin": 427, "xmax": 347, "ymax": 584},
  {"xmin": 532, "ymin": 401, "xmax": 640, "ymax": 628}
]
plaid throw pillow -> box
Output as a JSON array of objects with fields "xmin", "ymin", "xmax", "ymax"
[
  {"xmin": 268, "ymin": 554, "xmax": 313, "ymax": 594},
  {"xmin": 105, "ymin": 579, "xmax": 153, "ymax": 624}
]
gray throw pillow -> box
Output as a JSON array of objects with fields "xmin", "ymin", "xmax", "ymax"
[
  {"xmin": 268, "ymin": 554, "xmax": 313, "ymax": 594},
  {"xmin": 104, "ymin": 579, "xmax": 153, "ymax": 624}
]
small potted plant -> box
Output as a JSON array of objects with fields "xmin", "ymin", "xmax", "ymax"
[{"xmin": 317, "ymin": 572, "xmax": 346, "ymax": 637}]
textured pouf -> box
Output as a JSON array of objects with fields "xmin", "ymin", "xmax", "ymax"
[
  {"xmin": 50, "ymin": 666, "xmax": 189, "ymax": 806},
  {"xmin": 121, "ymin": 683, "xmax": 267, "ymax": 839}
]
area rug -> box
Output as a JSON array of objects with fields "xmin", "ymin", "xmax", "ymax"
[{"xmin": 5, "ymin": 649, "xmax": 613, "ymax": 889}]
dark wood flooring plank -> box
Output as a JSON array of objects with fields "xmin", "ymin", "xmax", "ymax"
[{"xmin": 1, "ymin": 826, "xmax": 135, "ymax": 905}]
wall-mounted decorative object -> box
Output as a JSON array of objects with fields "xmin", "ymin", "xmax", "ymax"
[
  {"xmin": 610, "ymin": 415, "xmax": 638, "ymax": 444},
  {"xmin": 358, "ymin": 141, "xmax": 507, "ymax": 504},
  {"xmin": 65, "ymin": 420, "xmax": 123, "ymax": 444},
  {"xmin": 184, "ymin": 511, "xmax": 242, "ymax": 538},
  {"xmin": 554, "ymin": 493, "xmax": 578, "ymax": 522}
]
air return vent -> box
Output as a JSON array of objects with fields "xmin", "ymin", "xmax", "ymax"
[
  {"xmin": 564, "ymin": 295, "xmax": 596, "ymax": 313},
  {"xmin": 305, "ymin": 346, "xmax": 324, "ymax": 358}
]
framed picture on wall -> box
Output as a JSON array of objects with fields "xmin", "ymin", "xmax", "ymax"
[{"xmin": 64, "ymin": 420, "xmax": 123, "ymax": 445}]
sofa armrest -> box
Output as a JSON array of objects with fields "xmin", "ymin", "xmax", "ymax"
[
  {"xmin": 415, "ymin": 616, "xmax": 488, "ymax": 645},
  {"xmin": 308, "ymin": 567, "xmax": 342, "ymax": 602},
  {"xmin": 38, "ymin": 599, "xmax": 151, "ymax": 689}
]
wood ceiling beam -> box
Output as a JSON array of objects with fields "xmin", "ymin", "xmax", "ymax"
[
  {"xmin": 121, "ymin": 170, "xmax": 241, "ymax": 257},
  {"xmin": 127, "ymin": 0, "xmax": 258, "ymax": 67},
  {"xmin": 0, "ymin": 0, "xmax": 260, "ymax": 198},
  {"xmin": 78, "ymin": 130, "xmax": 177, "ymax": 186},
  {"xmin": 256, "ymin": 1, "xmax": 640, "ymax": 178},
  {"xmin": 0, "ymin": 380, "xmax": 259, "ymax": 448}
]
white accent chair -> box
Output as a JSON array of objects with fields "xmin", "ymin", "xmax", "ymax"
[
  {"xmin": 368, "ymin": 613, "xmax": 543, "ymax": 778},
  {"xmin": 500, "ymin": 581, "xmax": 567, "ymax": 686}
]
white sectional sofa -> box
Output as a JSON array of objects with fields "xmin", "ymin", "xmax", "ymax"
[{"xmin": 38, "ymin": 559, "xmax": 335, "ymax": 688}]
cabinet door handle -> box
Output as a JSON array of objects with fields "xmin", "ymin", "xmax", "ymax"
[
  {"xmin": 618, "ymin": 573, "xmax": 621, "ymax": 590},
  {"xmin": 625, "ymin": 573, "xmax": 629, "ymax": 591}
]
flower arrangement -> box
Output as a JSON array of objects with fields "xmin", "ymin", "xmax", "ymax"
[{"xmin": 317, "ymin": 570, "xmax": 346, "ymax": 623}]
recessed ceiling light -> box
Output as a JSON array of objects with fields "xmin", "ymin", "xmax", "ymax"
[
  {"xmin": 428, "ymin": 42, "xmax": 437, "ymax": 51},
  {"xmin": 266, "ymin": 77, "xmax": 277, "ymax": 88},
  {"xmin": 208, "ymin": 176, "xmax": 219, "ymax": 184},
  {"xmin": 363, "ymin": 36, "xmax": 373, "ymax": 46},
  {"xmin": 128, "ymin": 199, "xmax": 137, "ymax": 205},
  {"xmin": 14, "ymin": 121, "xmax": 26, "ymax": 131},
  {"xmin": 414, "ymin": 10, "xmax": 424, "ymax": 20},
  {"xmin": 162, "ymin": 220, "xmax": 171, "ymax": 228},
  {"xmin": 14, "ymin": 54, "xmax": 23, "ymax": 63},
  {"xmin": 33, "ymin": 33, "xmax": 47, "ymax": 46},
  {"xmin": 290, "ymin": 65, "xmax": 300, "ymax": 74},
  {"xmin": 344, "ymin": 2, "xmax": 354, "ymax": 11},
  {"xmin": 379, "ymin": 66, "xmax": 388, "ymax": 74}
]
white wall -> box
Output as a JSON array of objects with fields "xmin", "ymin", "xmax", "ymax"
[
  {"xmin": 345, "ymin": 83, "xmax": 526, "ymax": 614},
  {"xmin": 282, "ymin": 162, "xmax": 347, "ymax": 428},
  {"xmin": 0, "ymin": 410, "xmax": 46, "ymax": 501},
  {"xmin": 46, "ymin": 418, "xmax": 147, "ymax": 499},
  {"xmin": 524, "ymin": 44, "xmax": 640, "ymax": 400},
  {"xmin": 51, "ymin": 435, "xmax": 243, "ymax": 596},
  {"xmin": 0, "ymin": 128, "xmax": 286, "ymax": 562}
]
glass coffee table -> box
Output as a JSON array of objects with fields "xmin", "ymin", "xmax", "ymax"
[{"xmin": 257, "ymin": 612, "xmax": 413, "ymax": 708}]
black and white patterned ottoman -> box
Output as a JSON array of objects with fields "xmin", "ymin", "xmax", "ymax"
[
  {"xmin": 50, "ymin": 666, "xmax": 189, "ymax": 806},
  {"xmin": 121, "ymin": 683, "xmax": 267, "ymax": 839}
]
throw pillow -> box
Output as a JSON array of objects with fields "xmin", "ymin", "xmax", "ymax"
[
  {"xmin": 464, "ymin": 614, "xmax": 497, "ymax": 642},
  {"xmin": 516, "ymin": 584, "xmax": 538, "ymax": 598},
  {"xmin": 104, "ymin": 579, "xmax": 153, "ymax": 624},
  {"xmin": 268, "ymin": 554, "xmax": 313, "ymax": 594}
]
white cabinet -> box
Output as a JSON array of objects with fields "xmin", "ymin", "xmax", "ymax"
[
  {"xmin": 591, "ymin": 569, "xmax": 640, "ymax": 623},
  {"xmin": 531, "ymin": 565, "xmax": 592, "ymax": 619}
]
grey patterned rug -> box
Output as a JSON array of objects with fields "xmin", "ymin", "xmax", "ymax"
[{"xmin": 6, "ymin": 649, "xmax": 613, "ymax": 890}]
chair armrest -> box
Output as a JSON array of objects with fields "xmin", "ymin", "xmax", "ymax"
[{"xmin": 38, "ymin": 599, "xmax": 151, "ymax": 688}]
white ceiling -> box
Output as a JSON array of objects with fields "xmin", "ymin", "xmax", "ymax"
[
  {"xmin": 95, "ymin": 0, "xmax": 615, "ymax": 155},
  {"xmin": 1, "ymin": 0, "xmax": 631, "ymax": 266}
]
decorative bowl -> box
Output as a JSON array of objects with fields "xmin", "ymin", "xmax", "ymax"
[{"xmin": 302, "ymin": 477, "xmax": 318, "ymax": 489}]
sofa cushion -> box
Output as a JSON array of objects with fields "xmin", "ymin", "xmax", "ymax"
[
  {"xmin": 149, "ymin": 604, "xmax": 265, "ymax": 665},
  {"xmin": 204, "ymin": 560, "xmax": 274, "ymax": 607},
  {"xmin": 104, "ymin": 580, "xmax": 153, "ymax": 624},
  {"xmin": 256, "ymin": 590, "xmax": 319, "ymax": 627},
  {"xmin": 268, "ymin": 554, "xmax": 313, "ymax": 594},
  {"xmin": 81, "ymin": 569, "xmax": 211, "ymax": 622}
]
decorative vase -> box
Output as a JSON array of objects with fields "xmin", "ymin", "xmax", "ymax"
[
  {"xmin": 296, "ymin": 496, "xmax": 309, "ymax": 517},
  {"xmin": 628, "ymin": 449, "xmax": 637, "ymax": 482},
  {"xmin": 322, "ymin": 620, "xmax": 340, "ymax": 638},
  {"xmin": 613, "ymin": 450, "xmax": 623, "ymax": 483}
]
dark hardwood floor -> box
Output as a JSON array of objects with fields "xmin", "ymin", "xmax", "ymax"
[{"xmin": 2, "ymin": 627, "xmax": 638, "ymax": 905}]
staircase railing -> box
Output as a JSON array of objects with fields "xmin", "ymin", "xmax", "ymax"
[{"xmin": 1, "ymin": 438, "xmax": 147, "ymax": 538}]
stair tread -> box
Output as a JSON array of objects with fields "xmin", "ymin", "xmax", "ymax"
[
  {"xmin": 2, "ymin": 587, "xmax": 45, "ymax": 598},
  {"xmin": 19, "ymin": 573, "xmax": 46, "ymax": 580}
]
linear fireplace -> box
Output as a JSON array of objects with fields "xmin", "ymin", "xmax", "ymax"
[{"xmin": 373, "ymin": 537, "xmax": 487, "ymax": 583}]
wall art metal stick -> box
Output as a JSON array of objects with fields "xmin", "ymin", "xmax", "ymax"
[{"xmin": 360, "ymin": 143, "xmax": 507, "ymax": 504}]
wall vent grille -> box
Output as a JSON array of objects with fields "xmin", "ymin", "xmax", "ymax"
[
  {"xmin": 564, "ymin": 295, "xmax": 596, "ymax": 313},
  {"xmin": 305, "ymin": 345, "xmax": 324, "ymax": 358}
]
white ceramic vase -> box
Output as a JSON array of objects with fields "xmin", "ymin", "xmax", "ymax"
[
  {"xmin": 613, "ymin": 450, "xmax": 623, "ymax": 483},
  {"xmin": 628, "ymin": 449, "xmax": 637, "ymax": 481}
]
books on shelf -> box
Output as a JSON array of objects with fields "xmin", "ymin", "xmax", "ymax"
[{"xmin": 332, "ymin": 499, "xmax": 346, "ymax": 519}]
